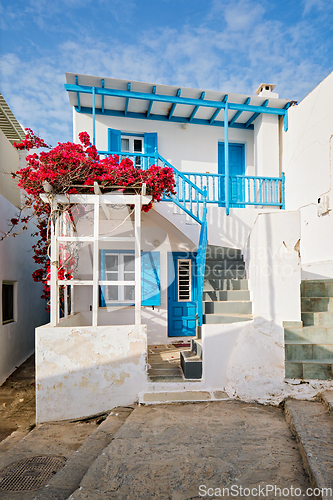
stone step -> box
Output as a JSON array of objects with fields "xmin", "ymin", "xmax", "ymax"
[
  {"xmin": 285, "ymin": 343, "xmax": 333, "ymax": 361},
  {"xmin": 205, "ymin": 300, "xmax": 252, "ymax": 315},
  {"xmin": 285, "ymin": 360, "xmax": 333, "ymax": 379},
  {"xmin": 284, "ymin": 400, "xmax": 333, "ymax": 495},
  {"xmin": 190, "ymin": 338, "xmax": 202, "ymax": 359},
  {"xmin": 203, "ymin": 289, "xmax": 250, "ymax": 301},
  {"xmin": 206, "ymin": 245, "xmax": 242, "ymax": 260},
  {"xmin": 203, "ymin": 278, "xmax": 249, "ymax": 291},
  {"xmin": 141, "ymin": 390, "xmax": 229, "ymax": 404},
  {"xmin": 301, "ymin": 297, "xmax": 333, "ymax": 313},
  {"xmin": 301, "ymin": 279, "xmax": 333, "ymax": 298},
  {"xmin": 180, "ymin": 350, "xmax": 202, "ymax": 379},
  {"xmin": 203, "ymin": 313, "xmax": 252, "ymax": 324},
  {"xmin": 301, "ymin": 311, "xmax": 333, "ymax": 327},
  {"xmin": 284, "ymin": 325, "xmax": 333, "ymax": 342},
  {"xmin": 204, "ymin": 268, "xmax": 246, "ymax": 280},
  {"xmin": 205, "ymin": 259, "xmax": 245, "ymax": 269},
  {"xmin": 319, "ymin": 390, "xmax": 333, "ymax": 412}
]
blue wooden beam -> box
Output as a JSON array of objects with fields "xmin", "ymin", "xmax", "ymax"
[
  {"xmin": 245, "ymin": 99, "xmax": 268, "ymax": 128},
  {"xmin": 75, "ymin": 76, "xmax": 81, "ymax": 111},
  {"xmin": 168, "ymin": 89, "xmax": 181, "ymax": 120},
  {"xmin": 147, "ymin": 86, "xmax": 156, "ymax": 117},
  {"xmin": 124, "ymin": 82, "xmax": 131, "ymax": 116},
  {"xmin": 101, "ymin": 79, "xmax": 105, "ymax": 114},
  {"xmin": 189, "ymin": 91, "xmax": 205, "ymax": 122},
  {"xmin": 209, "ymin": 94, "xmax": 228, "ymax": 124},
  {"xmin": 283, "ymin": 102, "xmax": 291, "ymax": 131},
  {"xmin": 75, "ymin": 106, "xmax": 255, "ymax": 130},
  {"xmin": 229, "ymin": 97, "xmax": 250, "ymax": 126},
  {"xmin": 65, "ymin": 84, "xmax": 287, "ymax": 117}
]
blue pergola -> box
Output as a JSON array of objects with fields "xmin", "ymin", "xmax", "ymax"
[{"xmin": 65, "ymin": 73, "xmax": 292, "ymax": 214}]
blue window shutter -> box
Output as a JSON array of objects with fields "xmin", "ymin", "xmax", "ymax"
[
  {"xmin": 108, "ymin": 128, "xmax": 121, "ymax": 153},
  {"xmin": 141, "ymin": 251, "xmax": 160, "ymax": 306},
  {"xmin": 144, "ymin": 132, "xmax": 158, "ymax": 169},
  {"xmin": 99, "ymin": 250, "xmax": 106, "ymax": 307}
]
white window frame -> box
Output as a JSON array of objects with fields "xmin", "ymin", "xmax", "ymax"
[
  {"xmin": 178, "ymin": 259, "xmax": 192, "ymax": 302},
  {"xmin": 121, "ymin": 135, "xmax": 143, "ymax": 168},
  {"xmin": 103, "ymin": 251, "xmax": 136, "ymax": 305}
]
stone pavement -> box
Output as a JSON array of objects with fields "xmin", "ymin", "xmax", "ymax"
[{"xmin": 68, "ymin": 401, "xmax": 319, "ymax": 500}]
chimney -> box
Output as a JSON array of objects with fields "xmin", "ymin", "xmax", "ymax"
[{"xmin": 255, "ymin": 83, "xmax": 279, "ymax": 99}]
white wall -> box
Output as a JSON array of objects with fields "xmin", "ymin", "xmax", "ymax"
[
  {"xmin": 254, "ymin": 114, "xmax": 280, "ymax": 177},
  {"xmin": 36, "ymin": 315, "xmax": 147, "ymax": 422},
  {"xmin": 0, "ymin": 194, "xmax": 49, "ymax": 385},
  {"xmin": 74, "ymin": 111, "xmax": 256, "ymax": 176},
  {"xmin": 282, "ymin": 71, "xmax": 333, "ymax": 278},
  {"xmin": 0, "ymin": 129, "xmax": 21, "ymax": 208}
]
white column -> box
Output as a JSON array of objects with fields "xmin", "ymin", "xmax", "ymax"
[
  {"xmin": 50, "ymin": 199, "xmax": 59, "ymax": 326},
  {"xmin": 92, "ymin": 196, "xmax": 99, "ymax": 326},
  {"xmin": 134, "ymin": 195, "xmax": 141, "ymax": 325}
]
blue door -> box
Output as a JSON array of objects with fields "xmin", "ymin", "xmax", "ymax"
[
  {"xmin": 218, "ymin": 143, "xmax": 245, "ymax": 207},
  {"xmin": 167, "ymin": 253, "xmax": 197, "ymax": 337}
]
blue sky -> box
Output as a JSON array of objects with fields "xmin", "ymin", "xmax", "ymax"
[{"xmin": 1, "ymin": 0, "xmax": 332, "ymax": 145}]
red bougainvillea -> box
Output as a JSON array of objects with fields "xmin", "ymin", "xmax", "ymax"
[{"xmin": 10, "ymin": 129, "xmax": 176, "ymax": 309}]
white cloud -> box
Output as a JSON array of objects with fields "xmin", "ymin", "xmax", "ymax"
[{"xmin": 0, "ymin": 0, "xmax": 332, "ymax": 145}]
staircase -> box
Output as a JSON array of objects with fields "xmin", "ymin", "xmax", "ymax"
[
  {"xmin": 284, "ymin": 280, "xmax": 333, "ymax": 380},
  {"xmin": 181, "ymin": 244, "xmax": 252, "ymax": 379},
  {"xmin": 203, "ymin": 244, "xmax": 252, "ymax": 325}
]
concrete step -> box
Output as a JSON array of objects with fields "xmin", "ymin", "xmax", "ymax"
[
  {"xmin": 285, "ymin": 325, "xmax": 333, "ymax": 343},
  {"xmin": 319, "ymin": 390, "xmax": 333, "ymax": 412},
  {"xmin": 190, "ymin": 338, "xmax": 202, "ymax": 359},
  {"xmin": 180, "ymin": 351, "xmax": 202, "ymax": 379},
  {"xmin": 203, "ymin": 289, "xmax": 250, "ymax": 301},
  {"xmin": 140, "ymin": 390, "xmax": 229, "ymax": 404},
  {"xmin": 301, "ymin": 297, "xmax": 333, "ymax": 313},
  {"xmin": 205, "ymin": 259, "xmax": 245, "ymax": 269},
  {"xmin": 285, "ymin": 343, "xmax": 333, "ymax": 361},
  {"xmin": 284, "ymin": 400, "xmax": 333, "ymax": 497},
  {"xmin": 204, "ymin": 300, "xmax": 252, "ymax": 315},
  {"xmin": 206, "ymin": 245, "xmax": 242, "ymax": 260},
  {"xmin": 301, "ymin": 279, "xmax": 333, "ymax": 298},
  {"xmin": 203, "ymin": 313, "xmax": 252, "ymax": 324},
  {"xmin": 285, "ymin": 360, "xmax": 333, "ymax": 379},
  {"xmin": 204, "ymin": 268, "xmax": 246, "ymax": 280},
  {"xmin": 203, "ymin": 278, "xmax": 249, "ymax": 291},
  {"xmin": 301, "ymin": 311, "xmax": 333, "ymax": 327}
]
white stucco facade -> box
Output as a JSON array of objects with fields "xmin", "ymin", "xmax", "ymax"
[{"xmin": 282, "ymin": 71, "xmax": 333, "ymax": 279}]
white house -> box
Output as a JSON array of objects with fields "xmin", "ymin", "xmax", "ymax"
[
  {"xmin": 35, "ymin": 72, "xmax": 333, "ymax": 422},
  {"xmin": 0, "ymin": 93, "xmax": 48, "ymax": 386}
]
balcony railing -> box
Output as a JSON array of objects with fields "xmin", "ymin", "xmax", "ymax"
[{"xmin": 98, "ymin": 150, "xmax": 285, "ymax": 210}]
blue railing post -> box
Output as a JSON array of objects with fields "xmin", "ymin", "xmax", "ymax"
[
  {"xmin": 281, "ymin": 172, "xmax": 285, "ymax": 209},
  {"xmin": 92, "ymin": 86, "xmax": 96, "ymax": 146},
  {"xmin": 224, "ymin": 104, "xmax": 230, "ymax": 215},
  {"xmin": 196, "ymin": 188, "xmax": 208, "ymax": 327}
]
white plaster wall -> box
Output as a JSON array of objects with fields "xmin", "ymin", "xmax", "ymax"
[
  {"xmin": 282, "ymin": 71, "xmax": 333, "ymax": 277},
  {"xmin": 36, "ymin": 319, "xmax": 147, "ymax": 422},
  {"xmin": 0, "ymin": 129, "xmax": 21, "ymax": 208},
  {"xmin": 254, "ymin": 114, "xmax": 280, "ymax": 177},
  {"xmin": 74, "ymin": 111, "xmax": 256, "ymax": 176},
  {"xmin": 0, "ymin": 194, "xmax": 49, "ymax": 385}
]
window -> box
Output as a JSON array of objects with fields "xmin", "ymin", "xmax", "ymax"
[
  {"xmin": 100, "ymin": 250, "xmax": 160, "ymax": 307},
  {"xmin": 2, "ymin": 282, "xmax": 15, "ymax": 324},
  {"xmin": 178, "ymin": 259, "xmax": 191, "ymax": 301},
  {"xmin": 103, "ymin": 252, "xmax": 135, "ymax": 303},
  {"xmin": 121, "ymin": 135, "xmax": 143, "ymax": 168}
]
